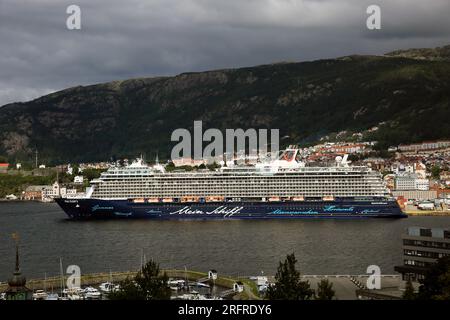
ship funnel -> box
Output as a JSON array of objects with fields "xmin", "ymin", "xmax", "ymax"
[
  {"xmin": 278, "ymin": 149, "xmax": 298, "ymax": 162},
  {"xmin": 341, "ymin": 154, "xmax": 351, "ymax": 167}
]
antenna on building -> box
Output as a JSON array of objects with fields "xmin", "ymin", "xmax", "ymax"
[{"xmin": 35, "ymin": 148, "xmax": 38, "ymax": 168}]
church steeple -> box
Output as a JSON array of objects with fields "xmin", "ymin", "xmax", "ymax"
[
  {"xmin": 14, "ymin": 233, "xmax": 20, "ymax": 273},
  {"xmin": 5, "ymin": 233, "xmax": 31, "ymax": 300}
]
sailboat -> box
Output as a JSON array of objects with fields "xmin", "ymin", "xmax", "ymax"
[
  {"xmin": 58, "ymin": 258, "xmax": 69, "ymax": 300},
  {"xmin": 47, "ymin": 271, "xmax": 60, "ymax": 300}
]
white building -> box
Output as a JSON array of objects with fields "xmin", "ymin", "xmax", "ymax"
[
  {"xmin": 391, "ymin": 163, "xmax": 414, "ymax": 175},
  {"xmin": 172, "ymin": 158, "xmax": 206, "ymax": 167},
  {"xmin": 42, "ymin": 182, "xmax": 77, "ymax": 202},
  {"xmin": 415, "ymin": 179, "xmax": 430, "ymax": 191},
  {"xmin": 395, "ymin": 174, "xmax": 429, "ymax": 191},
  {"xmin": 74, "ymin": 176, "xmax": 84, "ymax": 184},
  {"xmin": 414, "ymin": 162, "xmax": 427, "ymax": 179},
  {"xmin": 395, "ymin": 175, "xmax": 416, "ymax": 190}
]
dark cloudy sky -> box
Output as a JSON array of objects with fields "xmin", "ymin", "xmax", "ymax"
[{"xmin": 1, "ymin": 0, "xmax": 449, "ymax": 106}]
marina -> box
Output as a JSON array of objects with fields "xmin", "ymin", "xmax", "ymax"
[
  {"xmin": 0, "ymin": 269, "xmax": 254, "ymax": 300},
  {"xmin": 0, "ymin": 268, "xmax": 411, "ymax": 300}
]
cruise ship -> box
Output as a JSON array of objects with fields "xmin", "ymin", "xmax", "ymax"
[{"xmin": 55, "ymin": 148, "xmax": 406, "ymax": 219}]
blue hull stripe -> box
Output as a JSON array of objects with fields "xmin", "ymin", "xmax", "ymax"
[{"xmin": 55, "ymin": 198, "xmax": 407, "ymax": 219}]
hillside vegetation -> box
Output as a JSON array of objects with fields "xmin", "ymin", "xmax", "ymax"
[{"xmin": 1, "ymin": 45, "xmax": 449, "ymax": 163}]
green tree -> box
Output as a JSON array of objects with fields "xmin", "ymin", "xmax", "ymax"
[
  {"xmin": 109, "ymin": 260, "xmax": 171, "ymax": 300},
  {"xmin": 165, "ymin": 162, "xmax": 175, "ymax": 172},
  {"xmin": 207, "ymin": 162, "xmax": 221, "ymax": 171},
  {"xmin": 266, "ymin": 253, "xmax": 314, "ymax": 300},
  {"xmin": 82, "ymin": 169, "xmax": 105, "ymax": 180},
  {"xmin": 431, "ymin": 166, "xmax": 441, "ymax": 180},
  {"xmin": 403, "ymin": 279, "xmax": 416, "ymax": 300},
  {"xmin": 417, "ymin": 256, "xmax": 450, "ymax": 300},
  {"xmin": 316, "ymin": 278, "xmax": 335, "ymax": 300},
  {"xmin": 109, "ymin": 278, "xmax": 145, "ymax": 300}
]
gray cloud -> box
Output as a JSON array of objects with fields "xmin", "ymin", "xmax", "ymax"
[{"xmin": 0, "ymin": 0, "xmax": 449, "ymax": 106}]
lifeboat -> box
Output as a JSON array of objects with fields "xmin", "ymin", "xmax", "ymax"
[
  {"xmin": 292, "ymin": 196, "xmax": 305, "ymax": 201},
  {"xmin": 323, "ymin": 196, "xmax": 335, "ymax": 201},
  {"xmin": 268, "ymin": 197, "xmax": 280, "ymax": 202},
  {"xmin": 181, "ymin": 197, "xmax": 200, "ymax": 203},
  {"xmin": 206, "ymin": 196, "xmax": 225, "ymax": 202}
]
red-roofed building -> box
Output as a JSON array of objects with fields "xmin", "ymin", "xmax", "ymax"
[{"xmin": 0, "ymin": 163, "xmax": 9, "ymax": 173}]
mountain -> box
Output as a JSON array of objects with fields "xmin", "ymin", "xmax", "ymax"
[
  {"xmin": 385, "ymin": 44, "xmax": 450, "ymax": 61},
  {"xmin": 1, "ymin": 45, "xmax": 450, "ymax": 163}
]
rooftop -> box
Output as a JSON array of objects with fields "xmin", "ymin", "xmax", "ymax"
[{"xmin": 406, "ymin": 227, "xmax": 450, "ymax": 239}]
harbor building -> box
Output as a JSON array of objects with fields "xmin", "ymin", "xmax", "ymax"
[
  {"xmin": 22, "ymin": 185, "xmax": 47, "ymax": 201},
  {"xmin": 391, "ymin": 190, "xmax": 437, "ymax": 201},
  {"xmin": 395, "ymin": 174, "xmax": 429, "ymax": 191},
  {"xmin": 0, "ymin": 163, "xmax": 8, "ymax": 173},
  {"xmin": 395, "ymin": 227, "xmax": 450, "ymax": 282},
  {"xmin": 398, "ymin": 140, "xmax": 450, "ymax": 153},
  {"xmin": 21, "ymin": 182, "xmax": 77, "ymax": 202}
]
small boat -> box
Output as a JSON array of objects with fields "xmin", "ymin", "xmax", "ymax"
[
  {"xmin": 168, "ymin": 279, "xmax": 186, "ymax": 290},
  {"xmin": 174, "ymin": 291, "xmax": 222, "ymax": 300},
  {"xmin": 174, "ymin": 292, "xmax": 205, "ymax": 300},
  {"xmin": 68, "ymin": 293, "xmax": 82, "ymax": 300},
  {"xmin": 46, "ymin": 293, "xmax": 59, "ymax": 300},
  {"xmin": 64, "ymin": 287, "xmax": 84, "ymax": 300},
  {"xmin": 99, "ymin": 282, "xmax": 119, "ymax": 293},
  {"xmin": 32, "ymin": 289, "xmax": 48, "ymax": 300},
  {"xmin": 84, "ymin": 286, "xmax": 102, "ymax": 299},
  {"xmin": 193, "ymin": 282, "xmax": 210, "ymax": 288}
]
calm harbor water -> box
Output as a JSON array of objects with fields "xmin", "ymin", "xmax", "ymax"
[{"xmin": 0, "ymin": 202, "xmax": 449, "ymax": 281}]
